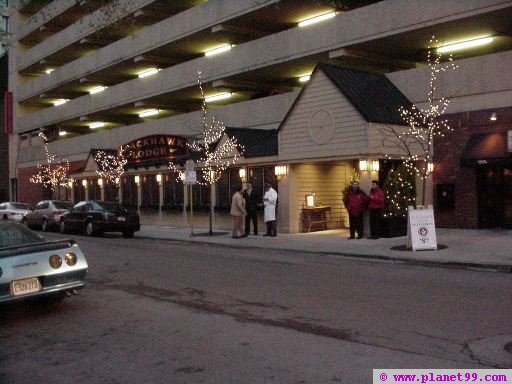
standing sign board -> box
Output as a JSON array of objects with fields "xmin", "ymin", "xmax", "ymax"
[{"xmin": 407, "ymin": 205, "xmax": 437, "ymax": 251}]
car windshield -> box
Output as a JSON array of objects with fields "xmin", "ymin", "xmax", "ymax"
[
  {"xmin": 0, "ymin": 222, "xmax": 45, "ymax": 248},
  {"xmin": 96, "ymin": 202, "xmax": 127, "ymax": 214},
  {"xmin": 53, "ymin": 201, "xmax": 73, "ymax": 209},
  {"xmin": 11, "ymin": 203, "xmax": 30, "ymax": 210}
]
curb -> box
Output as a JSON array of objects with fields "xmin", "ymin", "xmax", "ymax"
[{"xmin": 135, "ymin": 234, "xmax": 512, "ymax": 274}]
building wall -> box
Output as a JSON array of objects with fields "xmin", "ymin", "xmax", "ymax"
[
  {"xmin": 282, "ymin": 161, "xmax": 352, "ymax": 234},
  {"xmin": 279, "ymin": 70, "xmax": 368, "ymax": 161},
  {"xmin": 434, "ymin": 107, "xmax": 512, "ymax": 228}
]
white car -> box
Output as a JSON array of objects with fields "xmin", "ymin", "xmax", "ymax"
[{"xmin": 0, "ymin": 202, "xmax": 32, "ymax": 224}]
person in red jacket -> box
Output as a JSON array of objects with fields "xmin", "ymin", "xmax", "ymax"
[
  {"xmin": 343, "ymin": 181, "xmax": 368, "ymax": 239},
  {"xmin": 369, "ymin": 180, "xmax": 385, "ymax": 239}
]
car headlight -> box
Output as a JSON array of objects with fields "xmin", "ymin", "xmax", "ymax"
[
  {"xmin": 49, "ymin": 254, "xmax": 62, "ymax": 269},
  {"xmin": 65, "ymin": 252, "xmax": 77, "ymax": 266}
]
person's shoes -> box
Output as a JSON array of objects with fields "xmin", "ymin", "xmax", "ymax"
[
  {"xmin": 270, "ymin": 234, "xmax": 277, "ymax": 237},
  {"xmin": 348, "ymin": 236, "xmax": 355, "ymax": 240},
  {"xmin": 232, "ymin": 235, "xmax": 240, "ymax": 239},
  {"xmin": 357, "ymin": 236, "xmax": 363, "ymax": 239},
  {"xmin": 240, "ymin": 234, "xmax": 248, "ymax": 238},
  {"xmin": 370, "ymin": 236, "xmax": 379, "ymax": 240},
  {"xmin": 263, "ymin": 234, "xmax": 271, "ymax": 236}
]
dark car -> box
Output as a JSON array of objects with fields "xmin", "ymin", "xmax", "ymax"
[
  {"xmin": 0, "ymin": 221, "xmax": 88, "ymax": 305},
  {"xmin": 26, "ymin": 200, "xmax": 74, "ymax": 232},
  {"xmin": 59, "ymin": 201, "xmax": 140, "ymax": 238}
]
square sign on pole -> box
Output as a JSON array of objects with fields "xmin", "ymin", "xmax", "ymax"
[
  {"xmin": 185, "ymin": 159, "xmax": 195, "ymax": 171},
  {"xmin": 184, "ymin": 170, "xmax": 197, "ymax": 184}
]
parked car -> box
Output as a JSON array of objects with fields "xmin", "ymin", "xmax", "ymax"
[
  {"xmin": 59, "ymin": 201, "xmax": 140, "ymax": 238},
  {"xmin": 0, "ymin": 221, "xmax": 88, "ymax": 305},
  {"xmin": 0, "ymin": 202, "xmax": 32, "ymax": 224},
  {"xmin": 26, "ymin": 200, "xmax": 74, "ymax": 232}
]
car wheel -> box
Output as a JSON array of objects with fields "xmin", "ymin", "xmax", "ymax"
[
  {"xmin": 42, "ymin": 219, "xmax": 48, "ymax": 232},
  {"xmin": 85, "ymin": 221, "xmax": 96, "ymax": 237},
  {"xmin": 59, "ymin": 220, "xmax": 67, "ymax": 234},
  {"xmin": 123, "ymin": 230, "xmax": 134, "ymax": 238},
  {"xmin": 2, "ymin": 214, "xmax": 7, "ymax": 220}
]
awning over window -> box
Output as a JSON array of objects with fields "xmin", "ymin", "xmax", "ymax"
[{"xmin": 460, "ymin": 132, "xmax": 512, "ymax": 167}]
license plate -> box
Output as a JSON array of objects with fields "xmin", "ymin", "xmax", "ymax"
[
  {"xmin": 11, "ymin": 277, "xmax": 42, "ymax": 296},
  {"xmin": 117, "ymin": 217, "xmax": 126, "ymax": 222}
]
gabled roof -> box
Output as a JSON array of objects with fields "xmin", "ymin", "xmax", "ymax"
[
  {"xmin": 279, "ymin": 63, "xmax": 413, "ymax": 130},
  {"xmin": 318, "ymin": 63, "xmax": 412, "ymax": 125},
  {"xmin": 225, "ymin": 127, "xmax": 278, "ymax": 158}
]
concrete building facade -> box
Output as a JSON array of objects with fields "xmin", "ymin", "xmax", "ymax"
[{"xmin": 7, "ymin": 0, "xmax": 512, "ymax": 232}]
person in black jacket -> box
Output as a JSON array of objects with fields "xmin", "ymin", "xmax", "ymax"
[{"xmin": 243, "ymin": 181, "xmax": 260, "ymax": 236}]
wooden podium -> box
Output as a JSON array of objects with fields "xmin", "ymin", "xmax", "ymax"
[{"xmin": 302, "ymin": 206, "xmax": 331, "ymax": 232}]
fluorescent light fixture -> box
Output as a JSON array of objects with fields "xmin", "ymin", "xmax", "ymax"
[
  {"xmin": 205, "ymin": 92, "xmax": 232, "ymax": 103},
  {"xmin": 45, "ymin": 68, "xmax": 55, "ymax": 74},
  {"xmin": 59, "ymin": 131, "xmax": 67, "ymax": 136},
  {"xmin": 53, "ymin": 99, "xmax": 69, "ymax": 106},
  {"xmin": 89, "ymin": 86, "xmax": 107, "ymax": 94},
  {"xmin": 138, "ymin": 109, "xmax": 160, "ymax": 118},
  {"xmin": 204, "ymin": 44, "xmax": 233, "ymax": 57},
  {"xmin": 89, "ymin": 122, "xmax": 105, "ymax": 129},
  {"xmin": 97, "ymin": 178, "xmax": 103, "ymax": 187},
  {"xmin": 298, "ymin": 12, "xmax": 336, "ymax": 27},
  {"xmin": 137, "ymin": 68, "xmax": 160, "ymax": 78},
  {"xmin": 437, "ymin": 36, "xmax": 494, "ymax": 53},
  {"xmin": 299, "ymin": 75, "xmax": 311, "ymax": 83}
]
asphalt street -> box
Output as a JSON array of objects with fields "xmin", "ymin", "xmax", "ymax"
[{"xmin": 1, "ymin": 233, "xmax": 510, "ymax": 383}]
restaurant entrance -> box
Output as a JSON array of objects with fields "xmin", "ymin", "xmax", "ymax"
[{"xmin": 477, "ymin": 166, "xmax": 512, "ymax": 228}]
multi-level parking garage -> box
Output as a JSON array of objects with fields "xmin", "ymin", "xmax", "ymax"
[{"xmin": 7, "ymin": 0, "xmax": 512, "ymax": 232}]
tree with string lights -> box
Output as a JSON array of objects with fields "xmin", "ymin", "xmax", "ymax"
[
  {"xmin": 169, "ymin": 70, "xmax": 243, "ymax": 234},
  {"xmin": 93, "ymin": 146, "xmax": 130, "ymax": 193},
  {"xmin": 30, "ymin": 132, "xmax": 74, "ymax": 196},
  {"xmin": 382, "ymin": 164, "xmax": 416, "ymax": 219},
  {"xmin": 381, "ymin": 36, "xmax": 458, "ymax": 206}
]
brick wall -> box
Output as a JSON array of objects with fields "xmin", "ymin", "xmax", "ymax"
[
  {"xmin": 434, "ymin": 107, "xmax": 512, "ymax": 228},
  {"xmin": 17, "ymin": 160, "xmax": 85, "ymax": 204}
]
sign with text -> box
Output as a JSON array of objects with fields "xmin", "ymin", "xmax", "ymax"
[
  {"xmin": 123, "ymin": 135, "xmax": 189, "ymax": 165},
  {"xmin": 508, "ymin": 130, "xmax": 512, "ymax": 153},
  {"xmin": 407, "ymin": 205, "xmax": 437, "ymax": 251},
  {"xmin": 184, "ymin": 170, "xmax": 197, "ymax": 185}
]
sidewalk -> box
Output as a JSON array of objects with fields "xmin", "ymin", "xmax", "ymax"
[{"xmin": 137, "ymin": 211, "xmax": 512, "ymax": 273}]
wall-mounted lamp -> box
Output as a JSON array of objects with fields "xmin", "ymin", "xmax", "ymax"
[
  {"xmin": 239, "ymin": 168, "xmax": 247, "ymax": 182},
  {"xmin": 156, "ymin": 174, "xmax": 162, "ymax": 185},
  {"xmin": 359, "ymin": 159, "xmax": 380, "ymax": 172},
  {"xmin": 68, "ymin": 181, "xmax": 73, "ymax": 188},
  {"xmin": 427, "ymin": 162, "xmax": 434, "ymax": 173},
  {"xmin": 134, "ymin": 175, "xmax": 140, "ymax": 185},
  {"xmin": 97, "ymin": 178, "xmax": 103, "ymax": 187},
  {"xmin": 490, "ymin": 112, "xmax": 497, "ymax": 121},
  {"xmin": 82, "ymin": 179, "xmax": 87, "ymax": 187},
  {"xmin": 275, "ymin": 165, "xmax": 288, "ymax": 180},
  {"xmin": 359, "ymin": 160, "xmax": 369, "ymax": 171},
  {"xmin": 371, "ymin": 160, "xmax": 380, "ymax": 172}
]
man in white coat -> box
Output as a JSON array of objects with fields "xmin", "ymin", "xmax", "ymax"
[{"xmin": 263, "ymin": 182, "xmax": 278, "ymax": 237}]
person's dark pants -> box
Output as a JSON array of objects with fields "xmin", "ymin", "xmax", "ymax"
[
  {"xmin": 245, "ymin": 210, "xmax": 258, "ymax": 235},
  {"xmin": 369, "ymin": 208, "xmax": 382, "ymax": 239},
  {"xmin": 265, "ymin": 220, "xmax": 277, "ymax": 236},
  {"xmin": 349, "ymin": 213, "xmax": 364, "ymax": 238}
]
